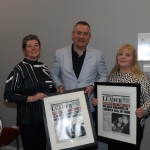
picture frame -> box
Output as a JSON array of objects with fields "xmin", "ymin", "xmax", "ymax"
[
  {"xmin": 42, "ymin": 88, "xmax": 98, "ymax": 150},
  {"xmin": 0, "ymin": 118, "xmax": 2, "ymax": 136},
  {"xmin": 94, "ymin": 82, "xmax": 141, "ymax": 148}
]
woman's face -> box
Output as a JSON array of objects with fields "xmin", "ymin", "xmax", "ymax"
[
  {"xmin": 24, "ymin": 40, "xmax": 40, "ymax": 61},
  {"xmin": 117, "ymin": 48, "xmax": 134, "ymax": 71}
]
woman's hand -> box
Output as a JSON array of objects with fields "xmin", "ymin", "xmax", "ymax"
[
  {"xmin": 27, "ymin": 93, "xmax": 48, "ymax": 102},
  {"xmin": 135, "ymin": 107, "xmax": 144, "ymax": 118},
  {"xmin": 92, "ymin": 98, "xmax": 98, "ymax": 106}
]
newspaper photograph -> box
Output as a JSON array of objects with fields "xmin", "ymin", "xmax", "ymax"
[
  {"xmin": 102, "ymin": 91, "xmax": 130, "ymax": 135},
  {"xmin": 50, "ymin": 98, "xmax": 87, "ymax": 143}
]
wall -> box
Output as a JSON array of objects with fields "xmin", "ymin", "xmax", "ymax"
[{"xmin": 0, "ymin": 0, "xmax": 150, "ymax": 149}]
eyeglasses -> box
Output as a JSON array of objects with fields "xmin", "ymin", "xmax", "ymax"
[{"xmin": 75, "ymin": 31, "xmax": 90, "ymax": 37}]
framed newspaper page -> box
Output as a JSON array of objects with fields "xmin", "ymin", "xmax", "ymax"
[
  {"xmin": 42, "ymin": 88, "xmax": 98, "ymax": 150},
  {"xmin": 94, "ymin": 82, "xmax": 141, "ymax": 148}
]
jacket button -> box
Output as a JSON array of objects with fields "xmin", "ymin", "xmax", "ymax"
[{"xmin": 77, "ymin": 81, "xmax": 80, "ymax": 84}]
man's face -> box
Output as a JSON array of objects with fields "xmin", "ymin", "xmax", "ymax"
[
  {"xmin": 72, "ymin": 24, "xmax": 91, "ymax": 50},
  {"xmin": 118, "ymin": 117, "xmax": 123, "ymax": 124}
]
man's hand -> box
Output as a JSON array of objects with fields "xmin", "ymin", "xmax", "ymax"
[
  {"xmin": 135, "ymin": 107, "xmax": 144, "ymax": 118},
  {"xmin": 57, "ymin": 85, "xmax": 65, "ymax": 93},
  {"xmin": 85, "ymin": 85, "xmax": 94, "ymax": 97},
  {"xmin": 92, "ymin": 98, "xmax": 98, "ymax": 106}
]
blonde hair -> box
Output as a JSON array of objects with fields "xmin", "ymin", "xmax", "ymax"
[{"xmin": 110, "ymin": 44, "xmax": 143, "ymax": 77}]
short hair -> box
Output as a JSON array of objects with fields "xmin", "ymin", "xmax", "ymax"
[
  {"xmin": 118, "ymin": 116, "xmax": 122, "ymax": 119},
  {"xmin": 110, "ymin": 44, "xmax": 143, "ymax": 77},
  {"xmin": 122, "ymin": 115, "xmax": 129, "ymax": 120},
  {"xmin": 73, "ymin": 21, "xmax": 91, "ymax": 32},
  {"xmin": 22, "ymin": 34, "xmax": 41, "ymax": 50}
]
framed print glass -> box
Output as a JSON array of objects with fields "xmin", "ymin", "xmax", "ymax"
[
  {"xmin": 138, "ymin": 33, "xmax": 150, "ymax": 61},
  {"xmin": 94, "ymin": 82, "xmax": 141, "ymax": 148},
  {"xmin": 42, "ymin": 88, "xmax": 98, "ymax": 150}
]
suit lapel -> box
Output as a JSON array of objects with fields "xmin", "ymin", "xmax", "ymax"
[
  {"xmin": 67, "ymin": 47, "xmax": 77, "ymax": 79},
  {"xmin": 78, "ymin": 47, "xmax": 90, "ymax": 79}
]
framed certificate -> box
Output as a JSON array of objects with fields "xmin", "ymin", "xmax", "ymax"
[
  {"xmin": 0, "ymin": 118, "xmax": 2, "ymax": 136},
  {"xmin": 94, "ymin": 82, "xmax": 141, "ymax": 148},
  {"xmin": 42, "ymin": 88, "xmax": 98, "ymax": 150}
]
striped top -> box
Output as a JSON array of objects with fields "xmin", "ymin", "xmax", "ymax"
[
  {"xmin": 4, "ymin": 58, "xmax": 56, "ymax": 124},
  {"xmin": 109, "ymin": 72, "xmax": 150, "ymax": 127}
]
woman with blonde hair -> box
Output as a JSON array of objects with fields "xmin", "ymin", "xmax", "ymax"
[{"xmin": 93, "ymin": 44, "xmax": 150, "ymax": 150}]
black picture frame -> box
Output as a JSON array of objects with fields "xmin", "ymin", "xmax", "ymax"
[
  {"xmin": 42, "ymin": 87, "xmax": 98, "ymax": 150},
  {"xmin": 0, "ymin": 118, "xmax": 2, "ymax": 136},
  {"xmin": 94, "ymin": 82, "xmax": 141, "ymax": 148}
]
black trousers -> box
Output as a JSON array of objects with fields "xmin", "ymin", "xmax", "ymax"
[
  {"xmin": 92, "ymin": 111, "xmax": 97, "ymax": 123},
  {"xmin": 18, "ymin": 122, "xmax": 47, "ymax": 150}
]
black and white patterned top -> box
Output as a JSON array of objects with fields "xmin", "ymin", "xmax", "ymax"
[
  {"xmin": 109, "ymin": 72, "xmax": 150, "ymax": 127},
  {"xmin": 4, "ymin": 58, "xmax": 56, "ymax": 124}
]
